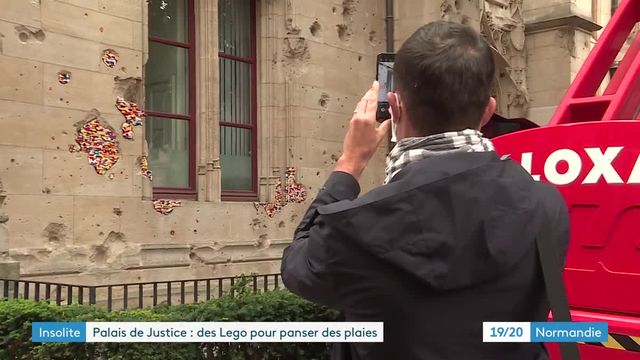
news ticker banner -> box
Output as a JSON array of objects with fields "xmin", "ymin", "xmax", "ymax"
[
  {"xmin": 31, "ymin": 321, "xmax": 608, "ymax": 343},
  {"xmin": 32, "ymin": 322, "xmax": 383, "ymax": 343},
  {"xmin": 483, "ymin": 322, "xmax": 608, "ymax": 343}
]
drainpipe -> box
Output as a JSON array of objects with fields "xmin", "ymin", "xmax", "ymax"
[{"xmin": 385, "ymin": 0, "xmax": 394, "ymax": 52}]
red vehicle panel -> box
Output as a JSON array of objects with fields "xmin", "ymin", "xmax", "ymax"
[{"xmin": 484, "ymin": 1, "xmax": 640, "ymax": 358}]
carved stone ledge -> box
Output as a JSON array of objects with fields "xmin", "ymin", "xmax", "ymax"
[{"xmin": 526, "ymin": 13, "xmax": 601, "ymax": 34}]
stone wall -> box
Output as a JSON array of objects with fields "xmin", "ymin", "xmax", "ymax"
[
  {"xmin": 0, "ymin": 0, "xmax": 617, "ymax": 284},
  {"xmin": 0, "ymin": 0, "xmax": 386, "ymax": 285}
]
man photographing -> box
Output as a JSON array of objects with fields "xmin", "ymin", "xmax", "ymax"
[{"xmin": 281, "ymin": 20, "xmax": 569, "ymax": 360}]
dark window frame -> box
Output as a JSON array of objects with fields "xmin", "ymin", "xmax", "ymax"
[
  {"xmin": 219, "ymin": 0, "xmax": 258, "ymax": 201},
  {"xmin": 146, "ymin": 0, "xmax": 197, "ymax": 200}
]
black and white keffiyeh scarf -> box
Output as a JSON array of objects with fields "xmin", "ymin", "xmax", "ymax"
[{"xmin": 384, "ymin": 129, "xmax": 495, "ymax": 184}]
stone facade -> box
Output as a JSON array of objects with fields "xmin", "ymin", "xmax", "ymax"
[{"xmin": 0, "ymin": 0, "xmax": 619, "ymax": 285}]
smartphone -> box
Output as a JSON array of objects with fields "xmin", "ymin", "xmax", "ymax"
[{"xmin": 376, "ymin": 53, "xmax": 395, "ymax": 122}]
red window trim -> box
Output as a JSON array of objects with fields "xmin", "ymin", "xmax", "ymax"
[
  {"xmin": 219, "ymin": 0, "xmax": 258, "ymax": 202},
  {"xmin": 147, "ymin": 0, "xmax": 197, "ymax": 201}
]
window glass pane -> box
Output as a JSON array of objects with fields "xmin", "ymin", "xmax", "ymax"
[
  {"xmin": 220, "ymin": 126, "xmax": 252, "ymax": 191},
  {"xmin": 218, "ymin": 0, "xmax": 252, "ymax": 57},
  {"xmin": 146, "ymin": 42, "xmax": 189, "ymax": 115},
  {"xmin": 146, "ymin": 117, "xmax": 189, "ymax": 188},
  {"xmin": 220, "ymin": 58, "xmax": 252, "ymax": 124},
  {"xmin": 149, "ymin": 0, "xmax": 188, "ymax": 42}
]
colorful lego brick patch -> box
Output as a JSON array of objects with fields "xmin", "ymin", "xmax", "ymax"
[
  {"xmin": 69, "ymin": 117, "xmax": 121, "ymax": 176},
  {"xmin": 102, "ymin": 49, "xmax": 119, "ymax": 68},
  {"xmin": 138, "ymin": 155, "xmax": 153, "ymax": 181},
  {"xmin": 57, "ymin": 71, "xmax": 71, "ymax": 84},
  {"xmin": 153, "ymin": 199, "xmax": 182, "ymax": 215},
  {"xmin": 255, "ymin": 167, "xmax": 307, "ymax": 217},
  {"xmin": 115, "ymin": 97, "xmax": 145, "ymax": 140}
]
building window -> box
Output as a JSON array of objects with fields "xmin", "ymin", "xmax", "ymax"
[
  {"xmin": 218, "ymin": 0, "xmax": 258, "ymax": 199},
  {"xmin": 145, "ymin": 0, "xmax": 196, "ymax": 198}
]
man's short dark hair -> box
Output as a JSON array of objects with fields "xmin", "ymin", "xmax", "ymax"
[{"xmin": 395, "ymin": 20, "xmax": 495, "ymax": 135}]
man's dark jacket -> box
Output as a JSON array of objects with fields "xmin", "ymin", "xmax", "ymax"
[{"xmin": 281, "ymin": 151, "xmax": 569, "ymax": 360}]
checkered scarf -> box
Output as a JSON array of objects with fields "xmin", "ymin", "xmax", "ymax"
[{"xmin": 384, "ymin": 129, "xmax": 495, "ymax": 184}]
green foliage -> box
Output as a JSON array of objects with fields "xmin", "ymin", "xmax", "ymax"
[{"xmin": 0, "ymin": 284, "xmax": 340, "ymax": 360}]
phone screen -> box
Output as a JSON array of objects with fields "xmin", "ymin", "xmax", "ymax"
[
  {"xmin": 376, "ymin": 53, "xmax": 395, "ymax": 121},
  {"xmin": 377, "ymin": 61, "xmax": 394, "ymax": 102}
]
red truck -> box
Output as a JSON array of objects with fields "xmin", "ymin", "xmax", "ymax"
[{"xmin": 484, "ymin": 0, "xmax": 640, "ymax": 358}]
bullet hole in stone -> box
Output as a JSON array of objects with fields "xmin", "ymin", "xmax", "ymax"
[
  {"xmin": 336, "ymin": 24, "xmax": 351, "ymax": 41},
  {"xmin": 193, "ymin": 229, "xmax": 197, "ymax": 234},
  {"xmin": 53, "ymin": 156, "xmax": 57, "ymax": 160},
  {"xmin": 65, "ymin": 101, "xmax": 69, "ymax": 104},
  {"xmin": 96, "ymin": 223, "xmax": 101, "ymax": 227},
  {"xmin": 34, "ymin": 31, "xmax": 45, "ymax": 42},
  {"xmin": 196, "ymin": 219, "xmax": 199, "ymax": 223},
  {"xmin": 278, "ymin": 221, "xmax": 285, "ymax": 228},
  {"xmin": 48, "ymin": 87, "xmax": 52, "ymax": 90},
  {"xmin": 113, "ymin": 208, "xmax": 122, "ymax": 216},
  {"xmin": 51, "ymin": 136, "xmax": 55, "ymax": 140},
  {"xmin": 369, "ymin": 30, "xmax": 378, "ymax": 45},
  {"xmin": 59, "ymin": 98, "xmax": 63, "ymax": 102},
  {"xmin": 358, "ymin": 55, "xmax": 362, "ymax": 61},
  {"xmin": 10, "ymin": 159, "xmax": 15, "ymax": 163},
  {"xmin": 19, "ymin": 73, "xmax": 23, "ymax": 77},
  {"xmin": 454, "ymin": 0, "xmax": 461, "ymax": 10},
  {"xmin": 43, "ymin": 223, "xmax": 66, "ymax": 243},
  {"xmin": 56, "ymin": 146, "xmax": 60, "ymax": 150},
  {"xmin": 322, "ymin": 150, "xmax": 327, "ymax": 155},
  {"xmin": 99, "ymin": 26, "xmax": 104, "ymax": 32},
  {"xmin": 332, "ymin": 6, "xmax": 337, "ymax": 13},
  {"xmin": 331, "ymin": 154, "xmax": 339, "ymax": 162},
  {"xmin": 319, "ymin": 93, "xmax": 330, "ymax": 109},
  {"xmin": 16, "ymin": 25, "xmax": 46, "ymax": 43},
  {"xmin": 99, "ymin": 231, "xmax": 104, "ymax": 236},
  {"xmin": 342, "ymin": 0, "xmax": 357, "ymax": 17},
  {"xmin": 62, "ymin": 130, "xmax": 68, "ymax": 135},
  {"xmin": 310, "ymin": 21, "xmax": 322, "ymax": 37},
  {"xmin": 42, "ymin": 187, "xmax": 51, "ymax": 194},
  {"xmin": 170, "ymin": 230, "xmax": 175, "ymax": 236},
  {"xmin": 114, "ymin": 76, "xmax": 142, "ymax": 103},
  {"xmin": 85, "ymin": 12, "xmax": 89, "ymax": 16},
  {"xmin": 299, "ymin": 157, "xmax": 303, "ymax": 160}
]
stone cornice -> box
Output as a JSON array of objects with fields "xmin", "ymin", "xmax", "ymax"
[{"xmin": 526, "ymin": 14, "xmax": 602, "ymax": 34}]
